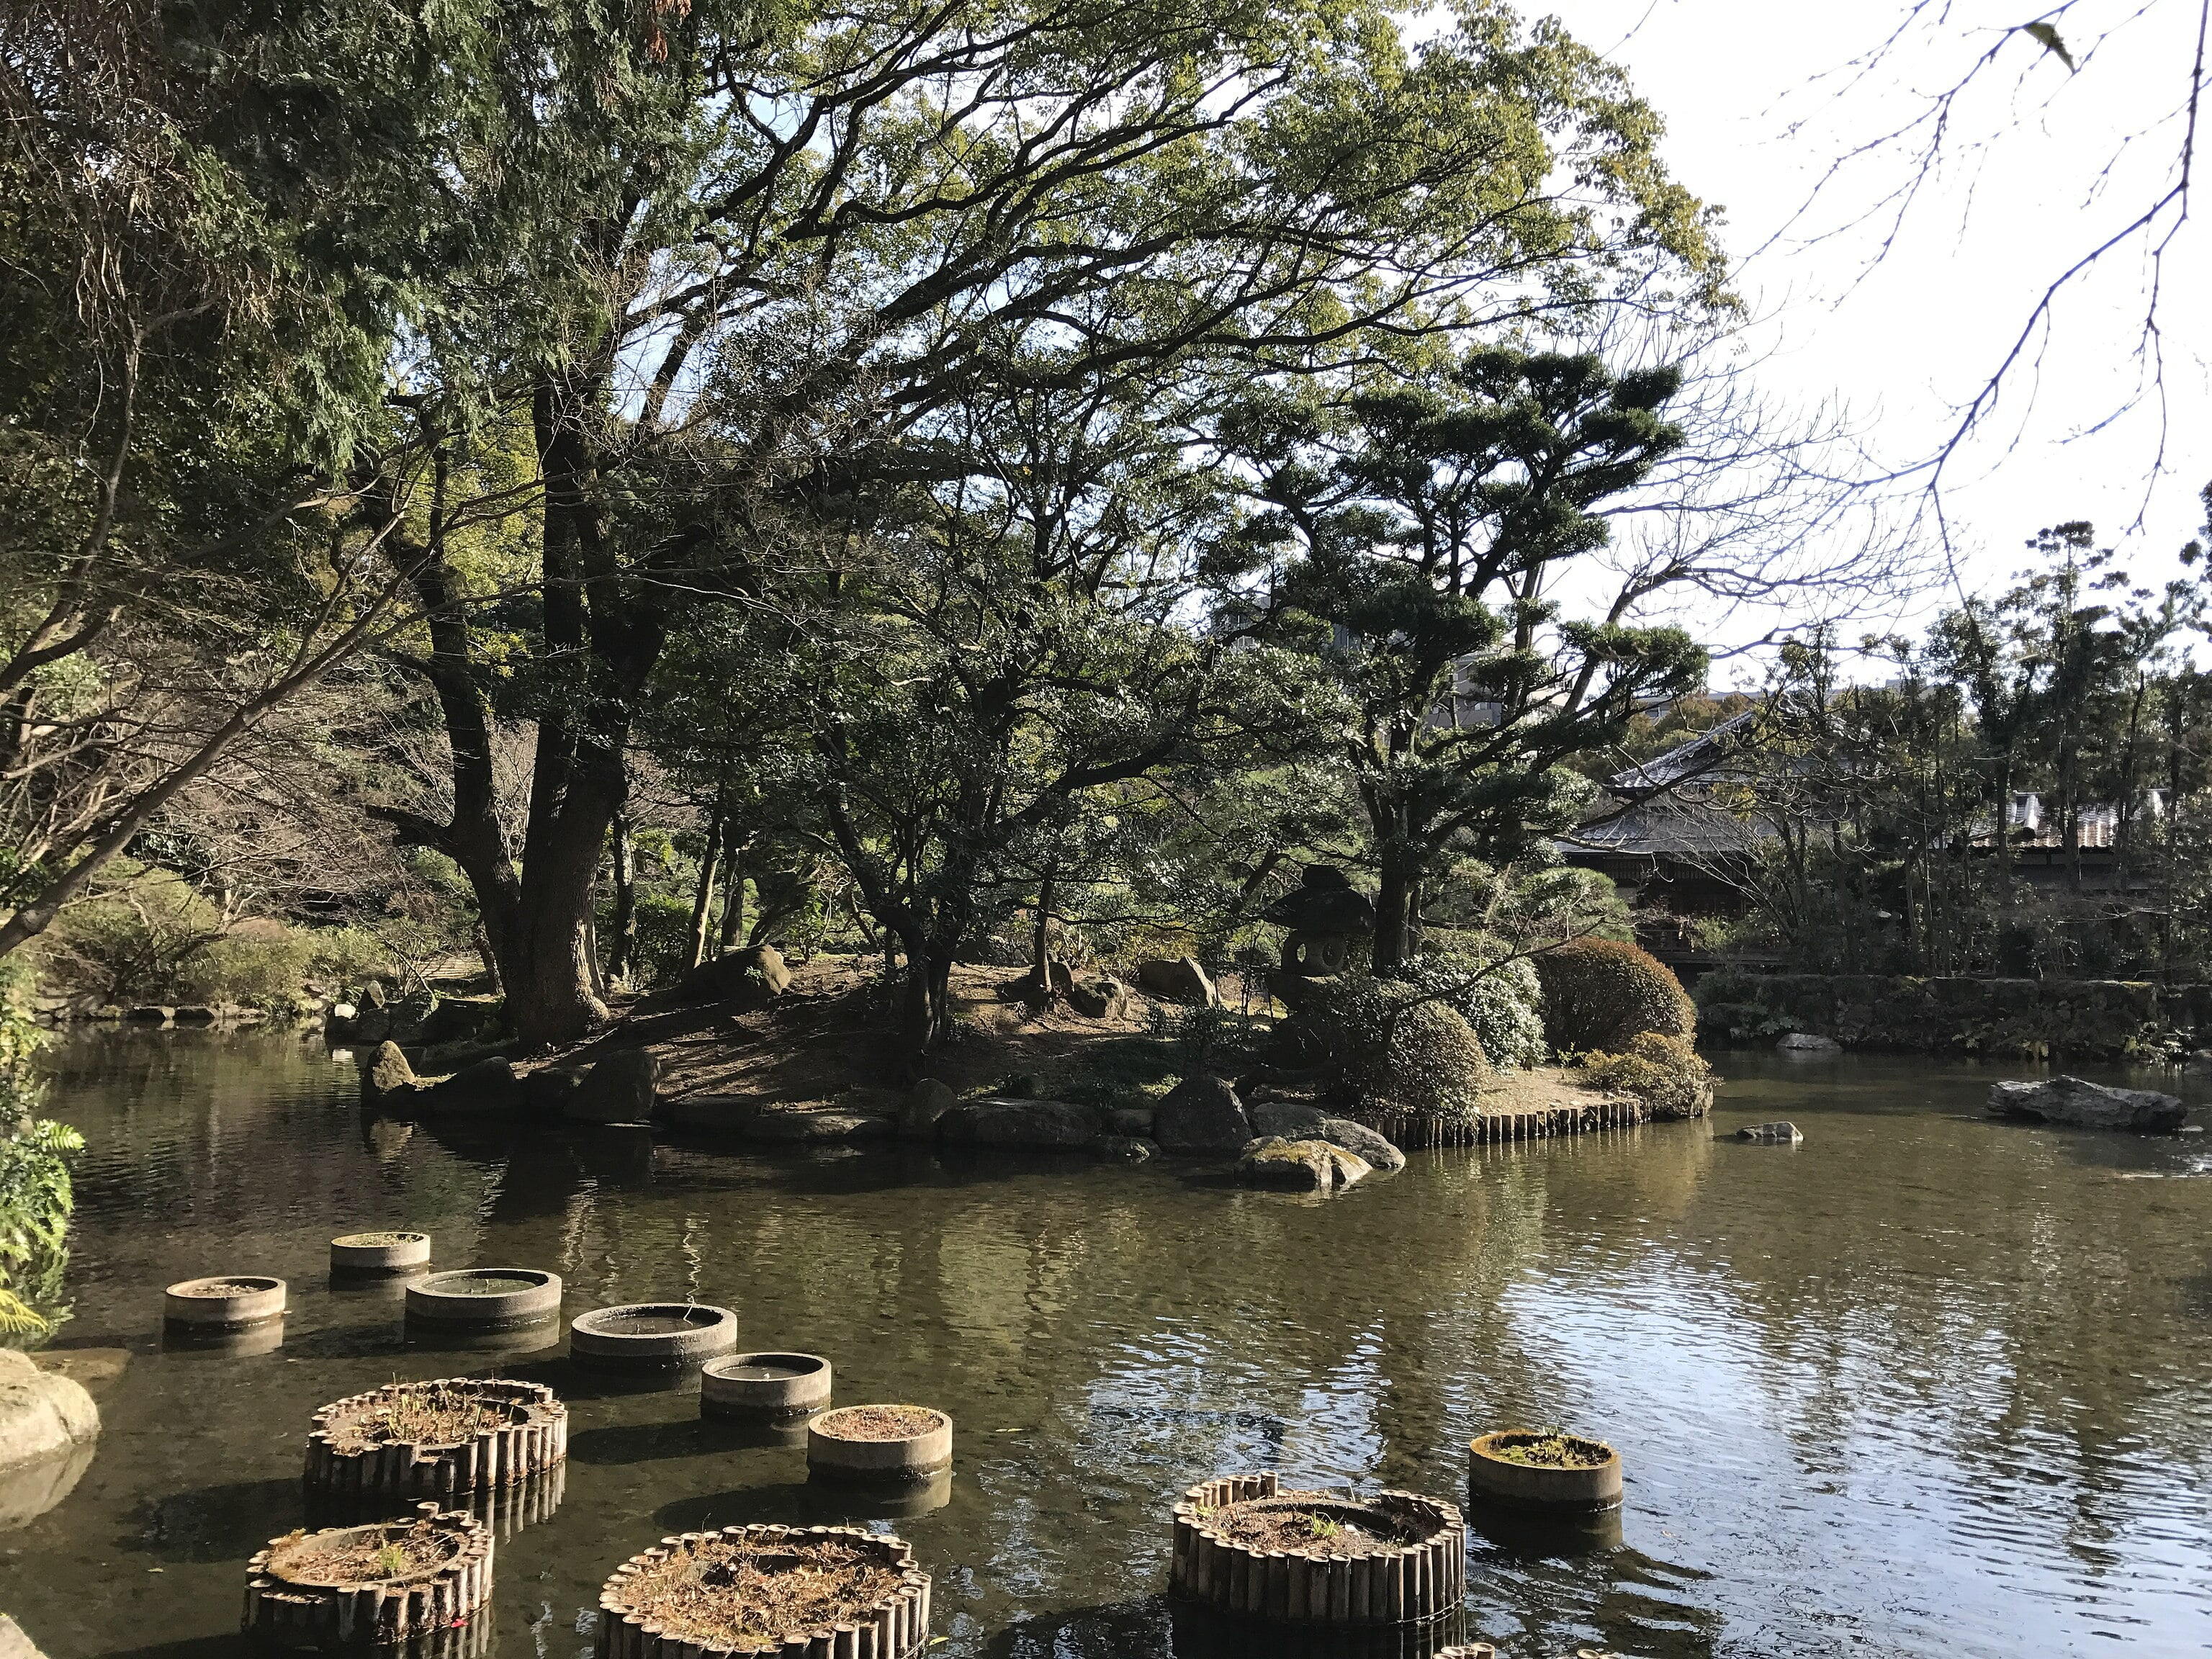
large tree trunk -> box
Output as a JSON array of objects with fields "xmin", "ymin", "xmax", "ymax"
[
  {"xmin": 719, "ymin": 842, "xmax": 747, "ymax": 952},
  {"xmin": 1371, "ymin": 850, "xmax": 1413, "ymax": 973}
]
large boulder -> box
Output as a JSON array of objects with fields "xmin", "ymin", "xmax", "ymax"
[
  {"xmin": 523, "ymin": 1066, "xmax": 588, "ymax": 1114},
  {"xmin": 363, "ymin": 1040, "xmax": 421, "ymax": 1101},
  {"xmin": 0, "ymin": 1351, "xmax": 97, "ymax": 1473},
  {"xmin": 1136, "ymin": 957, "xmax": 1218, "ymax": 1007},
  {"xmin": 1247, "ymin": 1102, "xmax": 1406, "ymax": 1173},
  {"xmin": 1066, "ymin": 977, "xmax": 1130, "ymax": 1020},
  {"xmin": 935, "ymin": 1098, "xmax": 1102, "ymax": 1149},
  {"xmin": 1236, "ymin": 1136, "xmax": 1371, "ymax": 1191},
  {"xmin": 901, "ymin": 1078, "xmax": 958, "ymax": 1140},
  {"xmin": 419, "ymin": 1056, "xmax": 524, "ymax": 1115},
  {"xmin": 735, "ymin": 1107, "xmax": 896, "ymax": 1144},
  {"xmin": 565, "ymin": 1049, "xmax": 661, "ymax": 1124},
  {"xmin": 1987, "ymin": 1076, "xmax": 2187, "ymax": 1133},
  {"xmin": 680, "ymin": 945, "xmax": 793, "ymax": 1010},
  {"xmin": 1152, "ymin": 1076, "xmax": 1252, "ymax": 1154}
]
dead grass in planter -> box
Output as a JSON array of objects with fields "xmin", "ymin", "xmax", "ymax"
[
  {"xmin": 1485, "ymin": 1431, "xmax": 1611, "ymax": 1468},
  {"xmin": 814, "ymin": 1405, "xmax": 940, "ymax": 1441},
  {"xmin": 619, "ymin": 1536, "xmax": 902, "ymax": 1646},
  {"xmin": 1205, "ymin": 1493, "xmax": 1413, "ymax": 1559},
  {"xmin": 268, "ymin": 1520, "xmax": 459, "ymax": 1586},
  {"xmin": 325, "ymin": 1382, "xmax": 524, "ymax": 1452}
]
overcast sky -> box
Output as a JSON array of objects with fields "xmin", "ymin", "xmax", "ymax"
[{"xmin": 1545, "ymin": 0, "xmax": 2210, "ymax": 655}]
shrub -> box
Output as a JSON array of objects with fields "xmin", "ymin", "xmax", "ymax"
[
  {"xmin": 303, "ymin": 927, "xmax": 397, "ymax": 990},
  {"xmin": 1579, "ymin": 1032, "xmax": 1712, "ymax": 1120},
  {"xmin": 0, "ymin": 963, "xmax": 81, "ymax": 1338},
  {"xmin": 1386, "ymin": 946, "xmax": 1546, "ymax": 1070},
  {"xmin": 1297, "ymin": 976, "xmax": 1490, "ymax": 1123},
  {"xmin": 178, "ymin": 928, "xmax": 313, "ymax": 1009},
  {"xmin": 37, "ymin": 868, "xmax": 225, "ymax": 1004},
  {"xmin": 1534, "ymin": 938, "xmax": 1695, "ymax": 1053}
]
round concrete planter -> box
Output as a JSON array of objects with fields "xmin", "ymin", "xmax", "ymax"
[
  {"xmin": 163, "ymin": 1274, "xmax": 286, "ymax": 1331},
  {"xmin": 595, "ymin": 1524, "xmax": 930, "ymax": 1659},
  {"xmin": 1466, "ymin": 1431, "xmax": 1622, "ymax": 1514},
  {"xmin": 570, "ymin": 1303, "xmax": 739, "ymax": 1371},
  {"xmin": 405, "ymin": 1268, "xmax": 562, "ymax": 1331},
  {"xmin": 701, "ymin": 1352, "xmax": 832, "ymax": 1421},
  {"xmin": 1169, "ymin": 1473, "xmax": 1466, "ymax": 1629},
  {"xmin": 331, "ymin": 1231, "xmax": 431, "ymax": 1274},
  {"xmin": 244, "ymin": 1501, "xmax": 493, "ymax": 1650},
  {"xmin": 806, "ymin": 1405, "xmax": 953, "ymax": 1485},
  {"xmin": 305, "ymin": 1377, "xmax": 568, "ymax": 1500}
]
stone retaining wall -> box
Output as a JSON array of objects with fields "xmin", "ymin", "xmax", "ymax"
[{"xmin": 1697, "ymin": 973, "xmax": 2212, "ymax": 1058}]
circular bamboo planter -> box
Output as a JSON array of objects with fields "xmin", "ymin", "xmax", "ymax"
[
  {"xmin": 244, "ymin": 1502, "xmax": 493, "ymax": 1650},
  {"xmin": 405, "ymin": 1268, "xmax": 562, "ymax": 1331},
  {"xmin": 310, "ymin": 1462, "xmax": 567, "ymax": 1545},
  {"xmin": 305, "ymin": 1377, "xmax": 569, "ymax": 1501},
  {"xmin": 595, "ymin": 1524, "xmax": 930, "ymax": 1659},
  {"xmin": 332, "ymin": 1231, "xmax": 432, "ymax": 1274},
  {"xmin": 571, "ymin": 1302, "xmax": 739, "ymax": 1371},
  {"xmin": 163, "ymin": 1274, "xmax": 285, "ymax": 1331},
  {"xmin": 806, "ymin": 1406, "xmax": 952, "ymax": 1485},
  {"xmin": 1169, "ymin": 1473, "xmax": 1465, "ymax": 1628},
  {"xmin": 1467, "ymin": 1431, "xmax": 1622, "ymax": 1514},
  {"xmin": 701, "ymin": 1352, "xmax": 832, "ymax": 1421}
]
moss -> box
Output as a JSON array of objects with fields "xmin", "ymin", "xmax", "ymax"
[{"xmin": 1534, "ymin": 938, "xmax": 1695, "ymax": 1053}]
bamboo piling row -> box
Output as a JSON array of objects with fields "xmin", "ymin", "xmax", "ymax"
[
  {"xmin": 596, "ymin": 1524, "xmax": 931, "ymax": 1659},
  {"xmin": 1370, "ymin": 1095, "xmax": 1651, "ymax": 1150}
]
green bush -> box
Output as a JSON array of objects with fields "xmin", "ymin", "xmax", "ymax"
[
  {"xmin": 303, "ymin": 927, "xmax": 396, "ymax": 989},
  {"xmin": 177, "ymin": 926, "xmax": 313, "ymax": 1009},
  {"xmin": 1534, "ymin": 938, "xmax": 1695, "ymax": 1053},
  {"xmin": 0, "ymin": 963, "xmax": 80, "ymax": 1339},
  {"xmin": 631, "ymin": 891, "xmax": 698, "ymax": 989},
  {"xmin": 37, "ymin": 868, "xmax": 226, "ymax": 1004},
  {"xmin": 1580, "ymin": 1031, "xmax": 1712, "ymax": 1119},
  {"xmin": 1298, "ymin": 976, "xmax": 1491, "ymax": 1123},
  {"xmin": 1386, "ymin": 946, "xmax": 1545, "ymax": 1070}
]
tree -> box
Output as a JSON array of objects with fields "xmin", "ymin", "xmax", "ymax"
[{"xmin": 1220, "ymin": 348, "xmax": 1709, "ymax": 971}]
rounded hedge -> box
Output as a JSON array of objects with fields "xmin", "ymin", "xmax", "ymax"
[
  {"xmin": 1581, "ymin": 1031, "xmax": 1712, "ymax": 1119},
  {"xmin": 1296, "ymin": 977, "xmax": 1491, "ymax": 1122},
  {"xmin": 1534, "ymin": 938, "xmax": 1695, "ymax": 1054}
]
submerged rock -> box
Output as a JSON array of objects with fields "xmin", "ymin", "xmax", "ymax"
[
  {"xmin": 420, "ymin": 1056, "xmax": 523, "ymax": 1115},
  {"xmin": 1776, "ymin": 1032, "xmax": 1841, "ymax": 1054},
  {"xmin": 901, "ymin": 1078, "xmax": 957, "ymax": 1140},
  {"xmin": 1247, "ymin": 1102, "xmax": 1406, "ymax": 1172},
  {"xmin": 1236, "ymin": 1136, "xmax": 1372, "ymax": 1190},
  {"xmin": 1987, "ymin": 1076, "xmax": 2186, "ymax": 1133},
  {"xmin": 1097, "ymin": 1135, "xmax": 1156, "ymax": 1162},
  {"xmin": 1153, "ymin": 1075, "xmax": 1251, "ymax": 1153},
  {"xmin": 1735, "ymin": 1121, "xmax": 1805, "ymax": 1144},
  {"xmin": 936, "ymin": 1097, "xmax": 1102, "ymax": 1148},
  {"xmin": 363, "ymin": 1040, "xmax": 420, "ymax": 1100}
]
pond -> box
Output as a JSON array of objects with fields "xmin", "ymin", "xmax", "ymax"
[{"xmin": 5, "ymin": 1030, "xmax": 2211, "ymax": 1658}]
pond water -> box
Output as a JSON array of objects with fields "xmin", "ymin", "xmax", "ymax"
[{"xmin": 6, "ymin": 1030, "xmax": 2212, "ymax": 1658}]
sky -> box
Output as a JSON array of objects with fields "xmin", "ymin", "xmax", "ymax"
[{"xmin": 1542, "ymin": 0, "xmax": 2211, "ymax": 660}]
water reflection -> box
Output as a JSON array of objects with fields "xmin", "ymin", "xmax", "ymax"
[{"xmin": 2, "ymin": 1031, "xmax": 2208, "ymax": 1659}]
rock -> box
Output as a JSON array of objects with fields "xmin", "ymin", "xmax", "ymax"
[
  {"xmin": 1066, "ymin": 977, "xmax": 1130, "ymax": 1020},
  {"xmin": 523, "ymin": 1066, "xmax": 588, "ymax": 1114},
  {"xmin": 122, "ymin": 1006, "xmax": 173, "ymax": 1023},
  {"xmin": 1247, "ymin": 1102, "xmax": 1406, "ymax": 1173},
  {"xmin": 681, "ymin": 945, "xmax": 793, "ymax": 1010},
  {"xmin": 1136, "ymin": 956, "xmax": 1218, "ymax": 1007},
  {"xmin": 364, "ymin": 1040, "xmax": 420, "ymax": 1100},
  {"xmin": 1106, "ymin": 1107, "xmax": 1156, "ymax": 1138},
  {"xmin": 0, "ymin": 1613, "xmax": 53, "ymax": 1659},
  {"xmin": 1987, "ymin": 1075, "xmax": 2187, "ymax": 1133},
  {"xmin": 935, "ymin": 1098, "xmax": 1102, "ymax": 1149},
  {"xmin": 566, "ymin": 1049, "xmax": 661, "ymax": 1124},
  {"xmin": 171, "ymin": 1005, "xmax": 217, "ymax": 1025},
  {"xmin": 421, "ymin": 1056, "xmax": 524, "ymax": 1115},
  {"xmin": 1001, "ymin": 962, "xmax": 1075, "ymax": 1002},
  {"xmin": 1098, "ymin": 1136, "xmax": 1156, "ymax": 1162},
  {"xmin": 655, "ymin": 1093, "xmax": 753, "ymax": 1131},
  {"xmin": 1153, "ymin": 1075, "xmax": 1251, "ymax": 1154},
  {"xmin": 1776, "ymin": 1032, "xmax": 1841, "ymax": 1054},
  {"xmin": 2185, "ymin": 1050, "xmax": 2212, "ymax": 1078},
  {"xmin": 1236, "ymin": 1136, "xmax": 1370, "ymax": 1190},
  {"xmin": 902, "ymin": 1078, "xmax": 958, "ymax": 1140},
  {"xmin": 740, "ymin": 1108, "xmax": 895, "ymax": 1144},
  {"xmin": 0, "ymin": 1350, "xmax": 97, "ymax": 1472},
  {"xmin": 1735, "ymin": 1121, "xmax": 1805, "ymax": 1144}
]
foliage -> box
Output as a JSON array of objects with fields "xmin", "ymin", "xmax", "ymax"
[
  {"xmin": 1295, "ymin": 976, "xmax": 1491, "ymax": 1123},
  {"xmin": 1385, "ymin": 945, "xmax": 1547, "ymax": 1070},
  {"xmin": 0, "ymin": 964, "xmax": 80, "ymax": 1337},
  {"xmin": 1533, "ymin": 938, "xmax": 1695, "ymax": 1053},
  {"xmin": 1578, "ymin": 1032, "xmax": 1711, "ymax": 1120}
]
